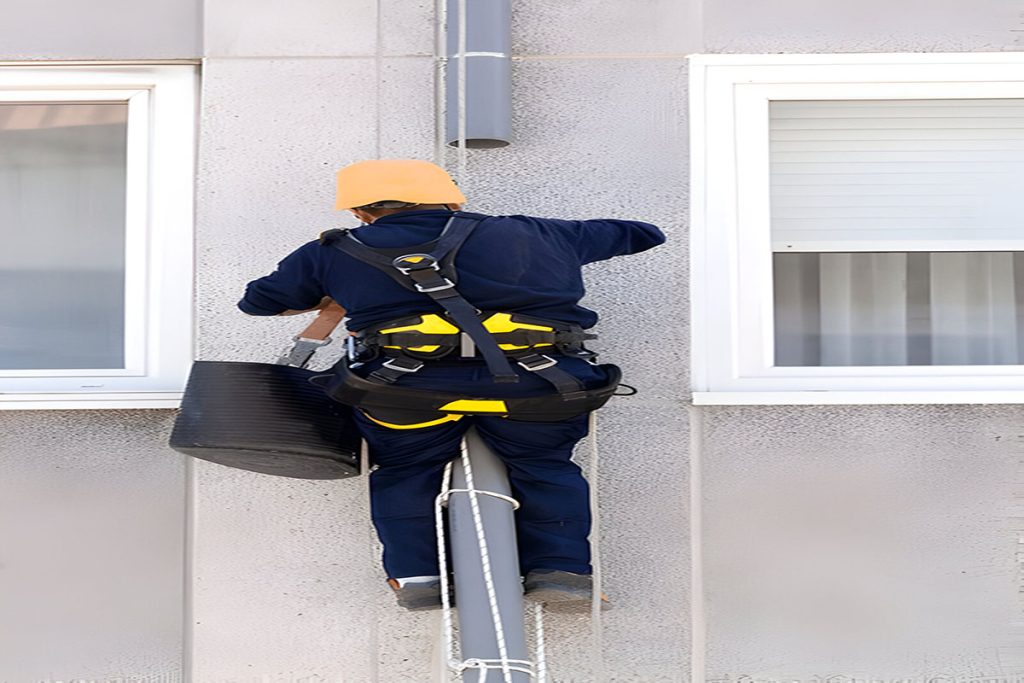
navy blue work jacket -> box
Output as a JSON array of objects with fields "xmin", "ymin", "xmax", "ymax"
[{"xmin": 238, "ymin": 210, "xmax": 665, "ymax": 331}]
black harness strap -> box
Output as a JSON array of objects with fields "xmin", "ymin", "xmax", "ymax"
[
  {"xmin": 310, "ymin": 363, "xmax": 622, "ymax": 423},
  {"xmin": 328, "ymin": 212, "xmax": 520, "ymax": 384},
  {"xmin": 513, "ymin": 353, "xmax": 587, "ymax": 399},
  {"xmin": 320, "ymin": 212, "xmax": 482, "ymax": 291}
]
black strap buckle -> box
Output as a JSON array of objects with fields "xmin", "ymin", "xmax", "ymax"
[{"xmin": 275, "ymin": 336, "xmax": 332, "ymax": 368}]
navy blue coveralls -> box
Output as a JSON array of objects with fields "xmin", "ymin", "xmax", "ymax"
[{"xmin": 239, "ymin": 209, "xmax": 665, "ymax": 579}]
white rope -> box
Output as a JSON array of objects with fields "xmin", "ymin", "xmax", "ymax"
[
  {"xmin": 443, "ymin": 487, "xmax": 521, "ymax": 510},
  {"xmin": 587, "ymin": 411, "xmax": 605, "ymax": 680},
  {"xmin": 462, "ymin": 658, "xmax": 535, "ymax": 681},
  {"xmin": 533, "ymin": 603, "xmax": 547, "ymax": 683},
  {"xmin": 436, "ymin": 460, "xmax": 457, "ymax": 672},
  {"xmin": 431, "ymin": 413, "xmax": 607, "ymax": 683},
  {"xmin": 361, "ymin": 440, "xmax": 381, "ymax": 683}
]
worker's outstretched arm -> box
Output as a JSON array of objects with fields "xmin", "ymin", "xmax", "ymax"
[
  {"xmin": 570, "ymin": 218, "xmax": 666, "ymax": 264},
  {"xmin": 277, "ymin": 295, "xmax": 337, "ymax": 316},
  {"xmin": 238, "ymin": 241, "xmax": 329, "ymax": 316}
]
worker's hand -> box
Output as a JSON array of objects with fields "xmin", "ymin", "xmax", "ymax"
[{"xmin": 279, "ymin": 296, "xmax": 345, "ymax": 317}]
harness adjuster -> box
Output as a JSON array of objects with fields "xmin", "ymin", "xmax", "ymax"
[
  {"xmin": 392, "ymin": 253, "xmax": 439, "ymax": 274},
  {"xmin": 517, "ymin": 354, "xmax": 558, "ymax": 372},
  {"xmin": 382, "ymin": 357, "xmax": 425, "ymax": 373},
  {"xmin": 414, "ymin": 278, "xmax": 456, "ymax": 293}
]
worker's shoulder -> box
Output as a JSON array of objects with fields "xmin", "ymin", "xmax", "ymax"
[
  {"xmin": 484, "ymin": 213, "xmax": 653, "ymax": 237},
  {"xmin": 481, "ymin": 213, "xmax": 577, "ymax": 230},
  {"xmin": 488, "ymin": 213, "xmax": 562, "ymax": 223},
  {"xmin": 486, "ymin": 213, "xmax": 649, "ymax": 227},
  {"xmin": 317, "ymin": 227, "xmax": 350, "ymax": 245}
]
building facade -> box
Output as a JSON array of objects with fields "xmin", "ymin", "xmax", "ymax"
[{"xmin": 1, "ymin": 0, "xmax": 1022, "ymax": 681}]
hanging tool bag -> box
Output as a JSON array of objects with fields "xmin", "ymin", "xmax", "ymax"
[{"xmin": 168, "ymin": 305, "xmax": 362, "ymax": 480}]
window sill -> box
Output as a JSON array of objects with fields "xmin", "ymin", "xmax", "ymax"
[
  {"xmin": 0, "ymin": 392, "xmax": 183, "ymax": 410},
  {"xmin": 692, "ymin": 391, "xmax": 1024, "ymax": 406}
]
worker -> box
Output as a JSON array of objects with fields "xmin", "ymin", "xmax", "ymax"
[{"xmin": 239, "ymin": 159, "xmax": 665, "ymax": 610}]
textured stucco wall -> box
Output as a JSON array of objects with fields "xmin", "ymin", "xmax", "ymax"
[
  {"xmin": 0, "ymin": 0, "xmax": 201, "ymax": 61},
  {"xmin": 0, "ymin": 411, "xmax": 186, "ymax": 681},
  {"xmin": 0, "ymin": 5, "xmax": 198, "ymax": 680},
  {"xmin": 192, "ymin": 1, "xmax": 693, "ymax": 680},
  {"xmin": 698, "ymin": 405, "xmax": 1024, "ymax": 680},
  {"xmin": 704, "ymin": 0, "xmax": 1024, "ymax": 53},
  {"xmin": 698, "ymin": 5, "xmax": 1024, "ymax": 682}
]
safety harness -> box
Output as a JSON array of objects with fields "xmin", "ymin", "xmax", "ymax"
[{"xmin": 311, "ymin": 212, "xmax": 622, "ymax": 423}]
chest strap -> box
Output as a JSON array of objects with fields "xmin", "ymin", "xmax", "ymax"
[{"xmin": 325, "ymin": 212, "xmax": 520, "ymax": 384}]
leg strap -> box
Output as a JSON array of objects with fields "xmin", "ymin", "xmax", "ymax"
[{"xmin": 514, "ymin": 353, "xmax": 587, "ymax": 399}]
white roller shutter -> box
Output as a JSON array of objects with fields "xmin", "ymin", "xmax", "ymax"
[{"xmin": 769, "ymin": 98, "xmax": 1024, "ymax": 251}]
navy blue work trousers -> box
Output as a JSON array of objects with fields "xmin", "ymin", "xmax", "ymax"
[{"xmin": 353, "ymin": 357, "xmax": 608, "ymax": 579}]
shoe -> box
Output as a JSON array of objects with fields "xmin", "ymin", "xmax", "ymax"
[
  {"xmin": 522, "ymin": 569, "xmax": 612, "ymax": 612},
  {"xmin": 388, "ymin": 577, "xmax": 443, "ymax": 611}
]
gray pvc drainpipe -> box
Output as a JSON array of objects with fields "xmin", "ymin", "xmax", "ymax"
[
  {"xmin": 445, "ymin": 0, "xmax": 512, "ymax": 148},
  {"xmin": 449, "ymin": 428, "xmax": 531, "ymax": 682},
  {"xmin": 442, "ymin": 4, "xmax": 522, "ymax": 679}
]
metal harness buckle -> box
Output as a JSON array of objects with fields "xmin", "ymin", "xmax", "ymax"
[
  {"xmin": 382, "ymin": 357, "xmax": 425, "ymax": 373},
  {"xmin": 517, "ymin": 354, "xmax": 558, "ymax": 372},
  {"xmin": 414, "ymin": 279, "xmax": 456, "ymax": 293},
  {"xmin": 393, "ymin": 253, "xmax": 440, "ymax": 274},
  {"xmin": 275, "ymin": 336, "xmax": 333, "ymax": 368}
]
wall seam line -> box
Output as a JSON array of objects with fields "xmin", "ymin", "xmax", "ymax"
[
  {"xmin": 199, "ymin": 54, "xmax": 433, "ymax": 60},
  {"xmin": 689, "ymin": 404, "xmax": 706, "ymax": 683},
  {"xmin": 195, "ymin": 52, "xmax": 693, "ymax": 62},
  {"xmin": 182, "ymin": 457, "xmax": 195, "ymax": 682},
  {"xmin": 512, "ymin": 53, "xmax": 697, "ymax": 61},
  {"xmin": 374, "ymin": 0, "xmax": 383, "ymax": 159}
]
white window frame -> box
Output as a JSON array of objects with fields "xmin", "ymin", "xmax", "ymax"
[
  {"xmin": 689, "ymin": 52, "xmax": 1024, "ymax": 405},
  {"xmin": 0, "ymin": 64, "xmax": 196, "ymax": 410}
]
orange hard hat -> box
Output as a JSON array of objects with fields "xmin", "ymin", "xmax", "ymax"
[{"xmin": 334, "ymin": 159, "xmax": 467, "ymax": 210}]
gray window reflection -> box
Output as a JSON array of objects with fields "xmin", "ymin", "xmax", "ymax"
[
  {"xmin": 0, "ymin": 102, "xmax": 127, "ymax": 370},
  {"xmin": 775, "ymin": 252, "xmax": 1024, "ymax": 366}
]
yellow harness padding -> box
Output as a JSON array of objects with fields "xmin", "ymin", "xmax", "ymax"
[
  {"xmin": 439, "ymin": 399, "xmax": 509, "ymax": 414},
  {"xmin": 375, "ymin": 312, "xmax": 557, "ymax": 354},
  {"xmin": 481, "ymin": 313, "xmax": 555, "ymax": 351},
  {"xmin": 361, "ymin": 410, "xmax": 465, "ymax": 430},
  {"xmin": 379, "ymin": 314, "xmax": 460, "ymax": 354},
  {"xmin": 362, "ymin": 399, "xmax": 509, "ymax": 430}
]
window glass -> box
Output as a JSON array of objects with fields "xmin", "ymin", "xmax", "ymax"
[
  {"xmin": 770, "ymin": 98, "xmax": 1024, "ymax": 366},
  {"xmin": 774, "ymin": 251, "xmax": 1024, "ymax": 366},
  {"xmin": 0, "ymin": 102, "xmax": 127, "ymax": 370}
]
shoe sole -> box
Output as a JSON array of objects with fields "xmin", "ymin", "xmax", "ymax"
[
  {"xmin": 523, "ymin": 587, "xmax": 612, "ymax": 612},
  {"xmin": 393, "ymin": 585, "xmax": 447, "ymax": 611}
]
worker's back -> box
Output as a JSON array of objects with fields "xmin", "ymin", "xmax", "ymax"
[{"xmin": 238, "ymin": 209, "xmax": 665, "ymax": 331}]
